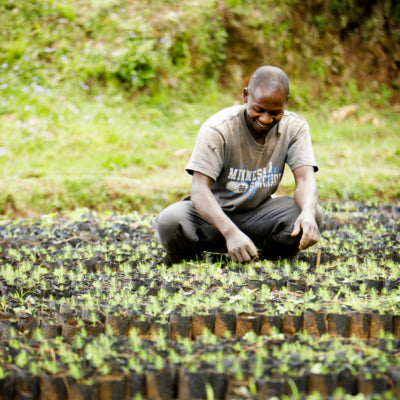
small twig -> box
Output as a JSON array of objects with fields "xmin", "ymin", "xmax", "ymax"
[
  {"xmin": 53, "ymin": 235, "xmax": 100, "ymax": 244},
  {"xmin": 315, "ymin": 249, "xmax": 321, "ymax": 268}
]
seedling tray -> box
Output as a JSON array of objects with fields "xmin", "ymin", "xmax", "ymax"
[{"xmin": 0, "ymin": 202, "xmax": 399, "ymax": 399}]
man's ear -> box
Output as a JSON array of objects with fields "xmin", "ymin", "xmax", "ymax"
[{"xmin": 243, "ymin": 87, "xmax": 248, "ymax": 103}]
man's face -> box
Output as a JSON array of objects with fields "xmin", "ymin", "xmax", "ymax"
[{"xmin": 243, "ymin": 84, "xmax": 288, "ymax": 139}]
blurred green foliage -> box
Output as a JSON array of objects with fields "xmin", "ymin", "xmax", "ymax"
[
  {"xmin": 1, "ymin": 0, "xmax": 398, "ymax": 99},
  {"xmin": 116, "ymin": 16, "xmax": 159, "ymax": 89}
]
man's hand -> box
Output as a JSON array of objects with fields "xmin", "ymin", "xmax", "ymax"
[
  {"xmin": 192, "ymin": 172, "xmax": 259, "ymax": 263},
  {"xmin": 225, "ymin": 229, "xmax": 259, "ymax": 263},
  {"xmin": 291, "ymin": 210, "xmax": 319, "ymax": 250}
]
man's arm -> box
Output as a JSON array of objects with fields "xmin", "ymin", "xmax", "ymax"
[
  {"xmin": 291, "ymin": 165, "xmax": 320, "ymax": 250},
  {"xmin": 191, "ymin": 171, "xmax": 258, "ymax": 263}
]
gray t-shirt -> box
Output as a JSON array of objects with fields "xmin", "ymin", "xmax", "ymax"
[{"xmin": 186, "ymin": 105, "xmax": 317, "ymax": 212}]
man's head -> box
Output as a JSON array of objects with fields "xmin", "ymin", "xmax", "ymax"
[{"xmin": 243, "ymin": 66, "xmax": 289, "ymax": 140}]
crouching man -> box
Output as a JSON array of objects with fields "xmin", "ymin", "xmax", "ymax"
[{"xmin": 153, "ymin": 65, "xmax": 322, "ymax": 264}]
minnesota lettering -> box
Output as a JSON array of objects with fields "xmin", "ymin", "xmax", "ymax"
[{"xmin": 227, "ymin": 162, "xmax": 282, "ymax": 192}]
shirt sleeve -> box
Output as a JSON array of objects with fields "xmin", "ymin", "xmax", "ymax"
[
  {"xmin": 185, "ymin": 125, "xmax": 225, "ymax": 180},
  {"xmin": 286, "ymin": 118, "xmax": 318, "ymax": 172}
]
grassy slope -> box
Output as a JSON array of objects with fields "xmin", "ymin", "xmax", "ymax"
[
  {"xmin": 1, "ymin": 82, "xmax": 398, "ymax": 217},
  {"xmin": 0, "ymin": 1, "xmax": 399, "ymax": 217}
]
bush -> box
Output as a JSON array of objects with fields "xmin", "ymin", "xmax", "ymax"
[{"xmin": 116, "ymin": 16, "xmax": 159, "ymax": 89}]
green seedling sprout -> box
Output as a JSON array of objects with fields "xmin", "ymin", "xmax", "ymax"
[{"xmin": 13, "ymin": 288, "xmax": 37, "ymax": 304}]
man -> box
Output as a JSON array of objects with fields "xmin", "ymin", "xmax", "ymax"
[{"xmin": 153, "ymin": 65, "xmax": 321, "ymax": 264}]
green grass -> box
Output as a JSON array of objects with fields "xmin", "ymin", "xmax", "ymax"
[
  {"xmin": 0, "ymin": 79, "xmax": 234, "ymax": 215},
  {"xmin": 1, "ymin": 76, "xmax": 399, "ymax": 217},
  {"xmin": 0, "ymin": 0, "xmax": 399, "ymax": 217}
]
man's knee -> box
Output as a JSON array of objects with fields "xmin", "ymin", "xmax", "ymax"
[
  {"xmin": 153, "ymin": 204, "xmax": 179, "ymax": 239},
  {"xmin": 153, "ymin": 201, "xmax": 200, "ymax": 252}
]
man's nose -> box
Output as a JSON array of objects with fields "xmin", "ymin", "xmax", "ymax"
[{"xmin": 259, "ymin": 112, "xmax": 273, "ymax": 124}]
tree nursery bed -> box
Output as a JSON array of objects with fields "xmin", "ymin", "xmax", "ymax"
[{"xmin": 0, "ymin": 201, "xmax": 399, "ymax": 399}]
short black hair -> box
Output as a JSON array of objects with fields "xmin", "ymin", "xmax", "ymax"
[{"xmin": 248, "ymin": 66, "xmax": 289, "ymax": 97}]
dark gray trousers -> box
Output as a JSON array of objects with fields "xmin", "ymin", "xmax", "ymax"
[{"xmin": 153, "ymin": 196, "xmax": 320, "ymax": 261}]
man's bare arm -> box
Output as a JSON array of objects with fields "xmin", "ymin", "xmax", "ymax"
[
  {"xmin": 191, "ymin": 171, "xmax": 258, "ymax": 262},
  {"xmin": 291, "ymin": 165, "xmax": 319, "ymax": 250}
]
